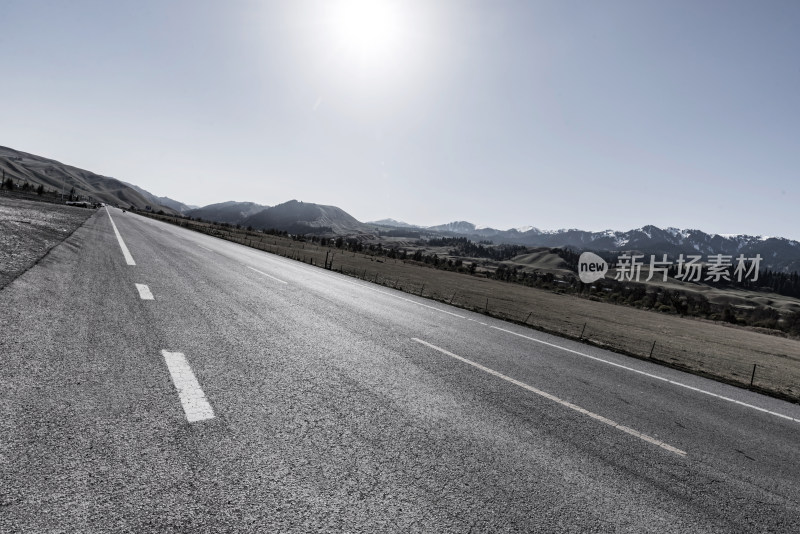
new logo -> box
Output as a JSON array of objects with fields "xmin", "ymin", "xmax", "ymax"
[{"xmin": 578, "ymin": 252, "xmax": 608, "ymax": 283}]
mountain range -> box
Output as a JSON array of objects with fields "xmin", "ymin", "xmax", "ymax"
[
  {"xmin": 3, "ymin": 145, "xmax": 799, "ymax": 272},
  {"xmin": 185, "ymin": 201, "xmax": 800, "ymax": 273},
  {"xmin": 373, "ymin": 220, "xmax": 800, "ymax": 273}
]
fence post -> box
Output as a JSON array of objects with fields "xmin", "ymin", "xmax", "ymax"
[{"xmin": 750, "ymin": 364, "xmax": 757, "ymax": 387}]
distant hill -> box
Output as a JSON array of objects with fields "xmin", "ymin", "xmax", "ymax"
[
  {"xmin": 157, "ymin": 196, "xmax": 198, "ymax": 214},
  {"xmin": 187, "ymin": 201, "xmax": 269, "ymax": 225},
  {"xmin": 426, "ymin": 221, "xmax": 478, "ymax": 234},
  {"xmin": 241, "ymin": 200, "xmax": 371, "ymax": 235},
  {"xmin": 0, "ymin": 145, "xmax": 179, "ymax": 213},
  {"xmin": 503, "ymin": 249, "xmax": 571, "ymax": 274},
  {"xmin": 121, "ymin": 181, "xmax": 196, "ymax": 214},
  {"xmin": 368, "ymin": 218, "xmax": 418, "ymax": 228}
]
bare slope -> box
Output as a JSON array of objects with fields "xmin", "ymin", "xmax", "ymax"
[{"xmin": 0, "ymin": 146, "xmax": 177, "ymax": 213}]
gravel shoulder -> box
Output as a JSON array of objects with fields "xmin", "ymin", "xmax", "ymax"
[{"xmin": 0, "ymin": 195, "xmax": 96, "ymax": 289}]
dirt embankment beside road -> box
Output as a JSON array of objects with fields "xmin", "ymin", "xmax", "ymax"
[{"xmin": 0, "ymin": 196, "xmax": 95, "ymax": 289}]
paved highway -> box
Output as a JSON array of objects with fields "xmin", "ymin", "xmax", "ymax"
[{"xmin": 2, "ymin": 207, "xmax": 799, "ymax": 532}]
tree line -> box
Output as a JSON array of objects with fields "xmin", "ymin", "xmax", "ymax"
[{"xmin": 2, "ymin": 176, "xmax": 46, "ymax": 196}]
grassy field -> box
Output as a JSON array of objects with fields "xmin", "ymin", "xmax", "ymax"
[{"xmin": 142, "ymin": 212, "xmax": 800, "ymax": 403}]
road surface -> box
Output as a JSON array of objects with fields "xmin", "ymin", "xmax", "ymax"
[{"xmin": 2, "ymin": 207, "xmax": 799, "ymax": 532}]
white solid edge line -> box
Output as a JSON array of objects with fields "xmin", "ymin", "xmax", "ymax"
[
  {"xmin": 349, "ymin": 278, "xmax": 466, "ymax": 319},
  {"xmin": 105, "ymin": 207, "xmax": 136, "ymax": 265},
  {"xmin": 209, "ymin": 239, "xmax": 466, "ymax": 319},
  {"xmin": 162, "ymin": 350, "xmax": 215, "ymax": 422},
  {"xmin": 247, "ymin": 266, "xmax": 288, "ymax": 284},
  {"xmin": 313, "ymin": 267, "xmax": 466, "ymax": 319},
  {"xmin": 412, "ymin": 338, "xmax": 687, "ymax": 457},
  {"xmin": 135, "ymin": 283, "xmax": 154, "ymax": 300},
  {"xmin": 489, "ymin": 325, "xmax": 800, "ymax": 424}
]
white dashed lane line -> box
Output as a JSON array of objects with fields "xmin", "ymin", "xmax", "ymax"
[
  {"xmin": 162, "ymin": 350, "xmax": 215, "ymax": 423},
  {"xmin": 105, "ymin": 207, "xmax": 136, "ymax": 265},
  {"xmin": 412, "ymin": 338, "xmax": 687, "ymax": 457},
  {"xmin": 135, "ymin": 284, "xmax": 154, "ymax": 300},
  {"xmin": 247, "ymin": 266, "xmax": 288, "ymax": 284}
]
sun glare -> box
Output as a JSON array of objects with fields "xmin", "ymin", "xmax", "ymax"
[
  {"xmin": 330, "ymin": 0, "xmax": 404, "ymax": 64},
  {"xmin": 311, "ymin": 0, "xmax": 436, "ymax": 117}
]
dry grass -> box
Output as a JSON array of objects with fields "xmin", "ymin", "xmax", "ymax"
[{"xmin": 145, "ymin": 213, "xmax": 800, "ymax": 403}]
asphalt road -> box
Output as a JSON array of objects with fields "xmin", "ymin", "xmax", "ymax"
[{"xmin": 2, "ymin": 207, "xmax": 799, "ymax": 533}]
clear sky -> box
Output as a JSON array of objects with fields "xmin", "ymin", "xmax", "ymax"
[{"xmin": 2, "ymin": 0, "xmax": 798, "ymax": 238}]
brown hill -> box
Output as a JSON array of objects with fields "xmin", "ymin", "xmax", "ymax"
[
  {"xmin": 0, "ymin": 146, "xmax": 177, "ymax": 213},
  {"xmin": 241, "ymin": 200, "xmax": 372, "ymax": 235}
]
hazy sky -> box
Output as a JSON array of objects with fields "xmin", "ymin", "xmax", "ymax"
[{"xmin": 2, "ymin": 1, "xmax": 798, "ymax": 238}]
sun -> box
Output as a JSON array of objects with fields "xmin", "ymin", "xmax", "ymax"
[
  {"xmin": 329, "ymin": 0, "xmax": 404, "ymax": 64},
  {"xmin": 310, "ymin": 0, "xmax": 433, "ymax": 114}
]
